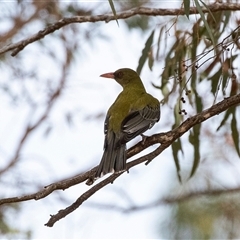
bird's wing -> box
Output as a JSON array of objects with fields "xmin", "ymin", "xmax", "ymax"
[
  {"xmin": 103, "ymin": 115, "xmax": 110, "ymax": 150},
  {"xmin": 120, "ymin": 105, "xmax": 160, "ymax": 143}
]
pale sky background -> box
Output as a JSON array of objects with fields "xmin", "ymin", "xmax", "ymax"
[
  {"xmin": 1, "ymin": 1, "xmax": 239, "ymax": 239},
  {"xmin": 0, "ymin": 2, "xmax": 179, "ymax": 238}
]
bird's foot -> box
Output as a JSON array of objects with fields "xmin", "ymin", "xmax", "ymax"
[
  {"xmin": 86, "ymin": 176, "xmax": 95, "ymax": 186},
  {"xmin": 140, "ymin": 134, "xmax": 148, "ymax": 145}
]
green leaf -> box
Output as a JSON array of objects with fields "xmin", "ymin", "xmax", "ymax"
[
  {"xmin": 195, "ymin": 89, "xmax": 203, "ymax": 113},
  {"xmin": 173, "ymin": 101, "xmax": 183, "ymax": 129},
  {"xmin": 209, "ymin": 68, "xmax": 222, "ymax": 95},
  {"xmin": 222, "ymin": 11, "xmax": 231, "ymax": 31},
  {"xmin": 108, "ymin": 0, "xmax": 119, "ymax": 27},
  {"xmin": 231, "ymin": 112, "xmax": 240, "ymax": 157},
  {"xmin": 188, "ymin": 91, "xmax": 202, "ymax": 178},
  {"xmin": 199, "ymin": 0, "xmax": 216, "ymax": 23},
  {"xmin": 172, "ymin": 138, "xmax": 183, "ymax": 182},
  {"xmin": 189, "ymin": 124, "xmax": 201, "ymax": 178},
  {"xmin": 137, "ymin": 30, "xmax": 155, "ymax": 75},
  {"xmin": 217, "ymin": 108, "xmax": 240, "ymax": 156},
  {"xmin": 184, "ymin": 0, "xmax": 190, "ymax": 19},
  {"xmin": 194, "ymin": 0, "xmax": 215, "ymax": 45},
  {"xmin": 155, "ymin": 26, "xmax": 164, "ymax": 61},
  {"xmin": 216, "ymin": 108, "xmax": 233, "ymax": 131}
]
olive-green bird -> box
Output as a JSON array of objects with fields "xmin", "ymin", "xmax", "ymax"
[{"xmin": 95, "ymin": 68, "xmax": 160, "ymax": 178}]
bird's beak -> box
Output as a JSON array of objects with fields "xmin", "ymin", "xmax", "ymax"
[{"xmin": 100, "ymin": 72, "xmax": 115, "ymax": 79}]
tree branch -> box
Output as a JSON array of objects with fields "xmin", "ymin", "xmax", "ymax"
[
  {"xmin": 1, "ymin": 3, "xmax": 240, "ymax": 56},
  {"xmin": 0, "ymin": 93, "xmax": 239, "ymax": 226}
]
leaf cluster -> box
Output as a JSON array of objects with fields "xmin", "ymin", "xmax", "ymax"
[{"xmin": 136, "ymin": 2, "xmax": 240, "ymax": 180}]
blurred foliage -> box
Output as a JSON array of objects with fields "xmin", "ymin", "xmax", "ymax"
[
  {"xmin": 0, "ymin": 204, "xmax": 31, "ymax": 239},
  {"xmin": 0, "ymin": 0, "xmax": 156, "ymax": 237},
  {"xmin": 136, "ymin": 0, "xmax": 240, "ymax": 181},
  {"xmin": 0, "ymin": 1, "xmax": 104, "ymax": 237},
  {"xmin": 160, "ymin": 193, "xmax": 240, "ymax": 239},
  {"xmin": 1, "ymin": 0, "xmax": 240, "ymax": 238}
]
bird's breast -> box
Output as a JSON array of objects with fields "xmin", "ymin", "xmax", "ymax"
[{"xmin": 107, "ymin": 90, "xmax": 159, "ymax": 134}]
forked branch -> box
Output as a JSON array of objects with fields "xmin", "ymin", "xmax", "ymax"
[
  {"xmin": 1, "ymin": 3, "xmax": 240, "ymax": 56},
  {"xmin": 0, "ymin": 93, "xmax": 239, "ymax": 226}
]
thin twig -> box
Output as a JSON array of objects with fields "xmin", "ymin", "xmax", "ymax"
[
  {"xmin": 0, "ymin": 93, "xmax": 239, "ymax": 226},
  {"xmin": 1, "ymin": 3, "xmax": 240, "ymax": 56}
]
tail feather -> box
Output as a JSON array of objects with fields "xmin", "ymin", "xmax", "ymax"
[{"xmin": 95, "ymin": 131, "xmax": 126, "ymax": 178}]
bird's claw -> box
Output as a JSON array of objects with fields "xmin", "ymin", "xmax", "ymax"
[{"xmin": 140, "ymin": 134, "xmax": 148, "ymax": 145}]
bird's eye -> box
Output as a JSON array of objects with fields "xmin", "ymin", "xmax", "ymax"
[{"xmin": 115, "ymin": 71, "xmax": 123, "ymax": 79}]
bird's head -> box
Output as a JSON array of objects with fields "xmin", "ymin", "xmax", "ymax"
[{"xmin": 100, "ymin": 68, "xmax": 142, "ymax": 88}]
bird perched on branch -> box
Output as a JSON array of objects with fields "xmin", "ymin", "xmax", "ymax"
[{"xmin": 95, "ymin": 68, "xmax": 160, "ymax": 179}]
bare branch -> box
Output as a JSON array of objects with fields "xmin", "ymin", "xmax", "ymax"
[
  {"xmin": 1, "ymin": 3, "xmax": 240, "ymax": 56},
  {"xmin": 1, "ymin": 92, "xmax": 238, "ymax": 226},
  {"xmin": 44, "ymin": 93, "xmax": 240, "ymax": 226}
]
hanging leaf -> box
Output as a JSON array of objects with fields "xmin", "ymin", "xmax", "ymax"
[
  {"xmin": 171, "ymin": 138, "xmax": 183, "ymax": 182},
  {"xmin": 189, "ymin": 90, "xmax": 202, "ymax": 178},
  {"xmin": 108, "ymin": 0, "xmax": 119, "ymax": 26},
  {"xmin": 231, "ymin": 112, "xmax": 240, "ymax": 157},
  {"xmin": 195, "ymin": 90, "xmax": 203, "ymax": 113},
  {"xmin": 209, "ymin": 67, "xmax": 221, "ymax": 95},
  {"xmin": 183, "ymin": 0, "xmax": 190, "ymax": 19},
  {"xmin": 200, "ymin": 0, "xmax": 216, "ymax": 23},
  {"xmin": 194, "ymin": 0, "xmax": 215, "ymax": 45},
  {"xmin": 188, "ymin": 124, "xmax": 201, "ymax": 178},
  {"xmin": 172, "ymin": 101, "xmax": 183, "ymax": 129},
  {"xmin": 155, "ymin": 26, "xmax": 164, "ymax": 60},
  {"xmin": 216, "ymin": 108, "xmax": 233, "ymax": 131},
  {"xmin": 136, "ymin": 30, "xmax": 155, "ymax": 75}
]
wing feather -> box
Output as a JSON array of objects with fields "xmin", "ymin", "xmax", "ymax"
[{"xmin": 120, "ymin": 105, "xmax": 160, "ymax": 143}]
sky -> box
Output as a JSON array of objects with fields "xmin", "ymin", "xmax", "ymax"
[
  {"xmin": 1, "ymin": 1, "xmax": 240, "ymax": 239},
  {"xmin": 0, "ymin": 2, "xmax": 180, "ymax": 238}
]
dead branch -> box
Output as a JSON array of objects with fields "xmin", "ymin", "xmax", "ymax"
[{"xmin": 1, "ymin": 3, "xmax": 240, "ymax": 56}]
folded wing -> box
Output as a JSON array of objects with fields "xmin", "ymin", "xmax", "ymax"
[{"xmin": 120, "ymin": 105, "xmax": 160, "ymax": 143}]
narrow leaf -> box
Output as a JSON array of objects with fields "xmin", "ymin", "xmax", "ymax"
[
  {"xmin": 188, "ymin": 91, "xmax": 202, "ymax": 178},
  {"xmin": 108, "ymin": 0, "xmax": 119, "ymax": 26},
  {"xmin": 184, "ymin": 0, "xmax": 190, "ymax": 19},
  {"xmin": 216, "ymin": 108, "xmax": 233, "ymax": 131},
  {"xmin": 137, "ymin": 30, "xmax": 155, "ymax": 75},
  {"xmin": 209, "ymin": 68, "xmax": 222, "ymax": 95},
  {"xmin": 194, "ymin": 0, "xmax": 215, "ymax": 45},
  {"xmin": 195, "ymin": 89, "xmax": 203, "ymax": 113},
  {"xmin": 172, "ymin": 138, "xmax": 183, "ymax": 182},
  {"xmin": 222, "ymin": 11, "xmax": 231, "ymax": 31},
  {"xmin": 156, "ymin": 26, "xmax": 164, "ymax": 60},
  {"xmin": 199, "ymin": 0, "xmax": 216, "ymax": 23},
  {"xmin": 231, "ymin": 112, "xmax": 240, "ymax": 157},
  {"xmin": 189, "ymin": 124, "xmax": 201, "ymax": 178}
]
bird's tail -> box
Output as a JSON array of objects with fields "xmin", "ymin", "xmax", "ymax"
[{"xmin": 95, "ymin": 132, "xmax": 126, "ymax": 178}]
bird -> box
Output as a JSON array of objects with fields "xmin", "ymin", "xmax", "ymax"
[{"xmin": 95, "ymin": 68, "xmax": 160, "ymax": 179}]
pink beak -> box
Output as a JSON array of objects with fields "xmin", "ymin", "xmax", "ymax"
[{"xmin": 100, "ymin": 72, "xmax": 115, "ymax": 79}]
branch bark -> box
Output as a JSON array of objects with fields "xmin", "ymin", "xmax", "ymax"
[
  {"xmin": 0, "ymin": 93, "xmax": 239, "ymax": 226},
  {"xmin": 1, "ymin": 3, "xmax": 240, "ymax": 56}
]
